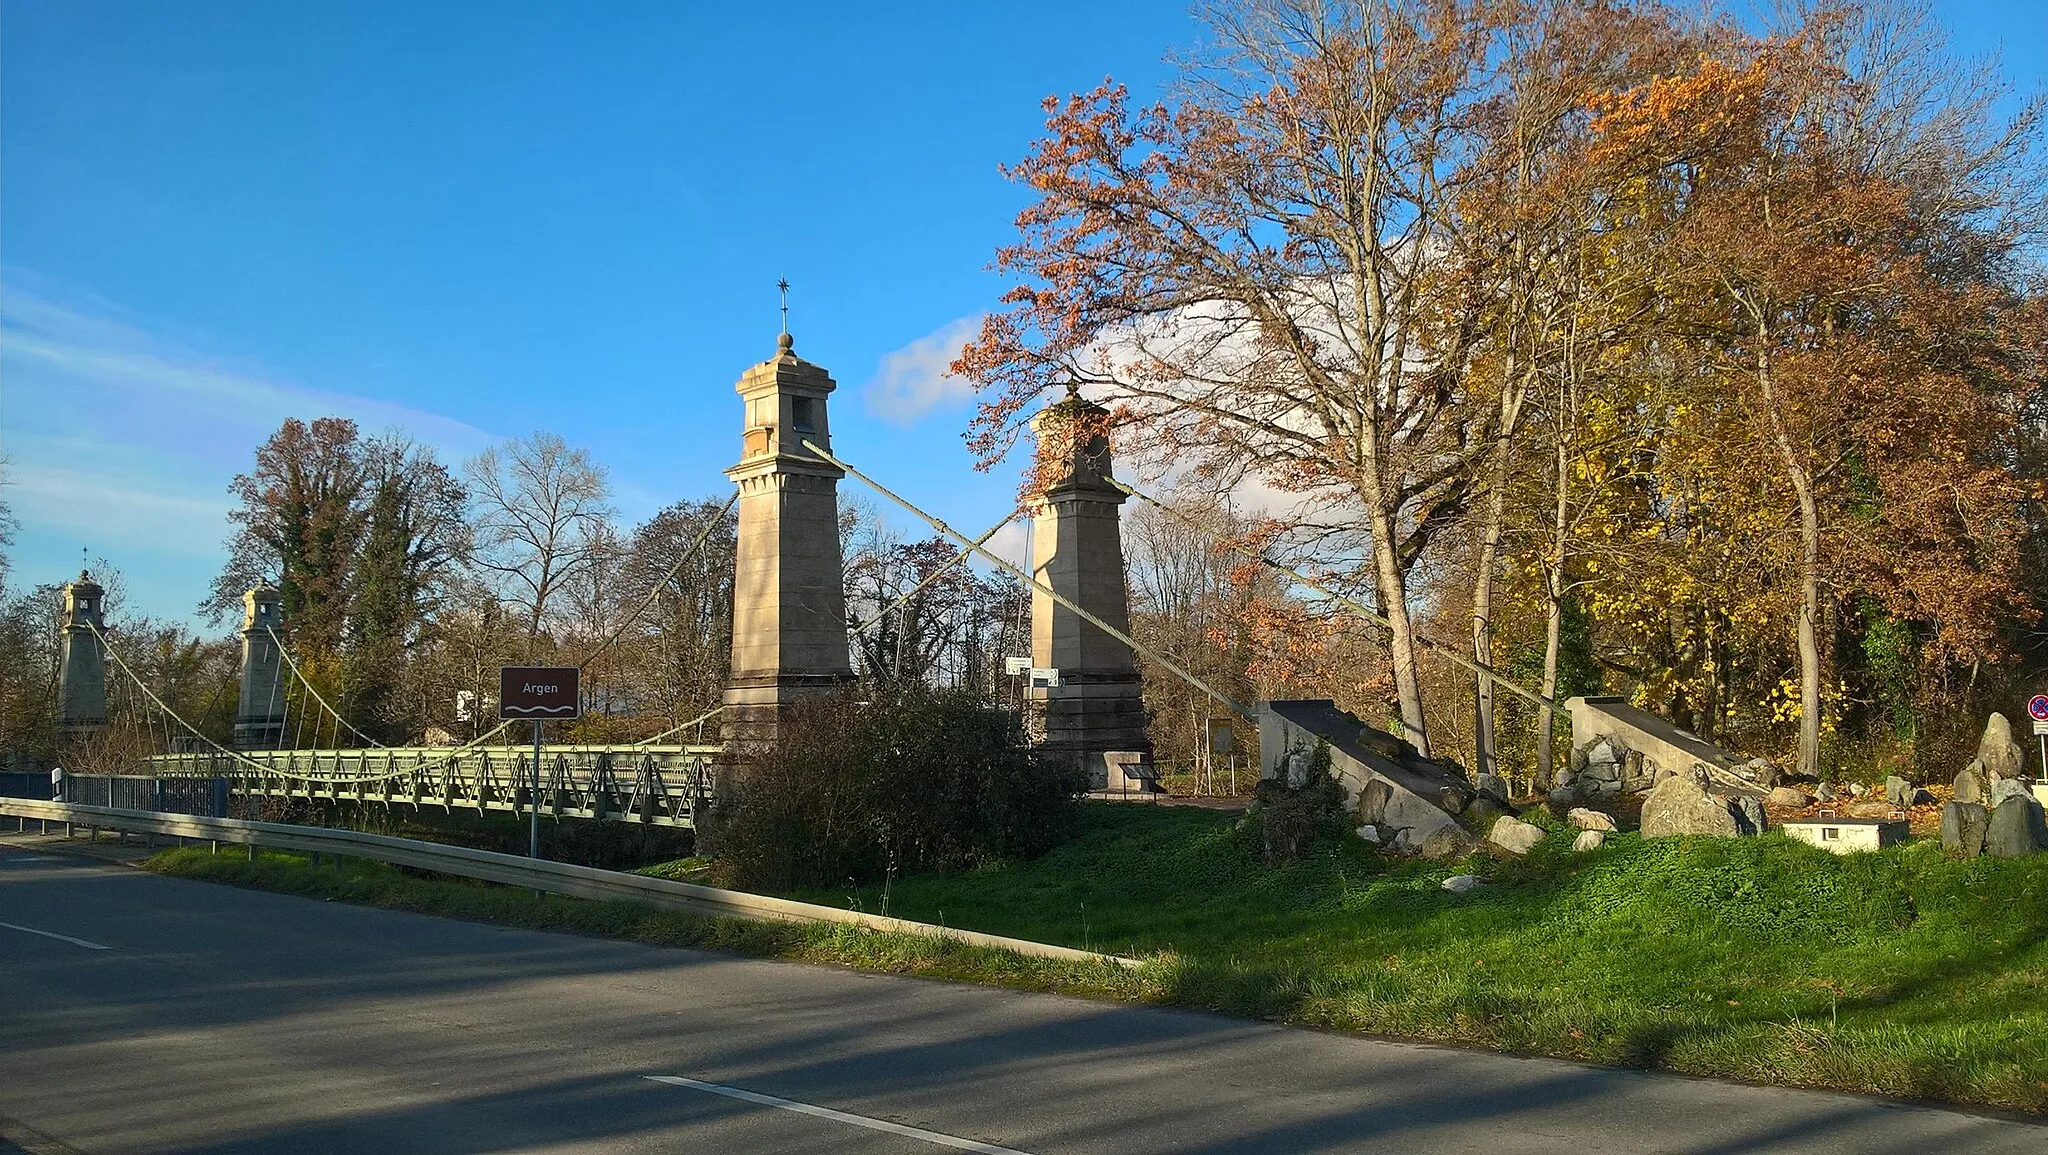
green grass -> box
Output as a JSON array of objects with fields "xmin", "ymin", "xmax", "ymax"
[
  {"xmin": 786, "ymin": 804, "xmax": 2048, "ymax": 1113},
  {"xmin": 142, "ymin": 804, "xmax": 2048, "ymax": 1114},
  {"xmin": 142, "ymin": 847, "xmax": 1145, "ymax": 999}
]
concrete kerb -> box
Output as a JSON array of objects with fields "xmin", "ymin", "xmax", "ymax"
[{"xmin": 0, "ymin": 798, "xmax": 1140, "ymax": 970}]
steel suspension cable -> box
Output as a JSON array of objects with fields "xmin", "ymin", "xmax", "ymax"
[
  {"xmin": 800, "ymin": 439, "xmax": 1256, "ymax": 723},
  {"xmin": 88, "ymin": 622, "xmax": 295, "ymax": 777},
  {"xmin": 576, "ymin": 490, "xmax": 739, "ymax": 674},
  {"xmin": 631, "ymin": 703, "xmax": 727, "ymax": 747},
  {"xmin": 848, "ymin": 509, "xmax": 1020, "ymax": 637},
  {"xmin": 91, "ymin": 621, "xmax": 522, "ymax": 783},
  {"xmin": 265, "ymin": 626, "xmax": 386, "ymax": 748}
]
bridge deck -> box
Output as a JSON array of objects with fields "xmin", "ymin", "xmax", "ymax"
[{"xmin": 138, "ymin": 745, "xmax": 724, "ymax": 828}]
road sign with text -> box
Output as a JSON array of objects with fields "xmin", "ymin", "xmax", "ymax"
[{"xmin": 498, "ymin": 666, "xmax": 581, "ymax": 719}]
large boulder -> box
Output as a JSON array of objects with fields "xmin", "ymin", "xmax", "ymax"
[
  {"xmin": 1572, "ymin": 829, "xmax": 1607, "ymax": 852},
  {"xmin": 1732, "ymin": 796, "xmax": 1767, "ymax": 836},
  {"xmin": 1847, "ymin": 799, "xmax": 1896, "ymax": 818},
  {"xmin": 1566, "ymin": 807, "xmax": 1617, "ymax": 832},
  {"xmin": 1354, "ymin": 779, "xmax": 1394, "ymax": 826},
  {"xmin": 1952, "ymin": 760, "xmax": 1988, "ymax": 806},
  {"xmin": 1978, "ymin": 713, "xmax": 2025, "ymax": 781},
  {"xmin": 1984, "ymin": 798, "xmax": 2044, "ymax": 858},
  {"xmin": 1767, "ymin": 786, "xmax": 1812, "ymax": 809},
  {"xmin": 1437, "ymin": 782, "xmax": 1476, "ymax": 815},
  {"xmin": 1639, "ymin": 774, "xmax": 1740, "ymax": 838},
  {"xmin": 1940, "ymin": 801, "xmax": 1989, "ymax": 859},
  {"xmin": 1418, "ymin": 824, "xmax": 1481, "ymax": 861},
  {"xmin": 1474, "ymin": 772, "xmax": 1511, "ymax": 804},
  {"xmin": 1884, "ymin": 775, "xmax": 1913, "ymax": 807},
  {"xmin": 1988, "ymin": 778, "xmax": 2030, "ymax": 808},
  {"xmin": 1488, "ymin": 816, "xmax": 1547, "ymax": 855}
]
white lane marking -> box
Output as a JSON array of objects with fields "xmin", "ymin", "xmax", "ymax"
[
  {"xmin": 0, "ymin": 920, "xmax": 111, "ymax": 950},
  {"xmin": 644, "ymin": 1075, "xmax": 1032, "ymax": 1154}
]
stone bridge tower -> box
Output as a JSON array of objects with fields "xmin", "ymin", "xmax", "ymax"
[
  {"xmin": 234, "ymin": 587, "xmax": 286, "ymax": 750},
  {"xmin": 57, "ymin": 571, "xmax": 109, "ymax": 742},
  {"xmin": 722, "ymin": 331, "xmax": 855, "ymax": 745},
  {"xmin": 1029, "ymin": 385, "xmax": 1152, "ymax": 787}
]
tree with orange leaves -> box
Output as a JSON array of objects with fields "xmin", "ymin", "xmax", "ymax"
[
  {"xmin": 957, "ymin": 0, "xmax": 1679, "ymax": 755},
  {"xmin": 1584, "ymin": 9, "xmax": 2043, "ymax": 777}
]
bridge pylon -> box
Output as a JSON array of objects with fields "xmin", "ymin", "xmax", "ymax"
[
  {"xmin": 1028, "ymin": 385, "xmax": 1153, "ymax": 789},
  {"xmin": 722, "ymin": 330, "xmax": 856, "ymax": 746},
  {"xmin": 234, "ymin": 587, "xmax": 286, "ymax": 750},
  {"xmin": 57, "ymin": 571, "xmax": 109, "ymax": 742}
]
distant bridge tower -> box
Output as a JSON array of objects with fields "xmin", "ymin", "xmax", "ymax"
[
  {"xmin": 57, "ymin": 571, "xmax": 109, "ymax": 742},
  {"xmin": 234, "ymin": 587, "xmax": 286, "ymax": 750},
  {"xmin": 722, "ymin": 330, "xmax": 855, "ymax": 746},
  {"xmin": 1028, "ymin": 385, "xmax": 1152, "ymax": 788}
]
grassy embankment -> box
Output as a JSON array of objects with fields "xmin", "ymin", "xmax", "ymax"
[{"xmin": 146, "ymin": 803, "xmax": 2048, "ymax": 1113}]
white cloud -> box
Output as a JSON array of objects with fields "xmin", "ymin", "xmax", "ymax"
[
  {"xmin": 864, "ymin": 315, "xmax": 982, "ymax": 426},
  {"xmin": 2, "ymin": 296, "xmax": 496, "ymax": 456},
  {"xmin": 6, "ymin": 455, "xmax": 233, "ymax": 557},
  {"xmin": 985, "ymin": 519, "xmax": 1031, "ymax": 571}
]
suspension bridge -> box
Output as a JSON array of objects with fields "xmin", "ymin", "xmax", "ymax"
[{"xmin": 21, "ymin": 331, "xmax": 1549, "ymax": 838}]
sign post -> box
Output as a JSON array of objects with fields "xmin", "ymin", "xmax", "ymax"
[
  {"xmin": 499, "ymin": 666, "xmax": 582, "ymax": 862},
  {"xmin": 2028, "ymin": 693, "xmax": 2048, "ymax": 779}
]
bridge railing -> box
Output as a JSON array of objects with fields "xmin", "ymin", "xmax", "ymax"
[{"xmin": 136, "ymin": 744, "xmax": 726, "ymax": 828}]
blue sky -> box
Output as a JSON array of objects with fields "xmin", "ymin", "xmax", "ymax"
[{"xmin": 2, "ymin": 1, "xmax": 2041, "ymax": 627}]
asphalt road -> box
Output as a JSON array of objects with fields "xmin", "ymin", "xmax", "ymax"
[{"xmin": 1, "ymin": 843, "xmax": 2041, "ymax": 1154}]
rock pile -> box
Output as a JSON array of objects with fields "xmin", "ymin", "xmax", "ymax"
[
  {"xmin": 1941, "ymin": 714, "xmax": 2043, "ymax": 859},
  {"xmin": 1564, "ymin": 737, "xmax": 1652, "ymax": 800}
]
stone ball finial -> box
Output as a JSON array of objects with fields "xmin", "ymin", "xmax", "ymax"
[{"xmin": 777, "ymin": 331, "xmax": 794, "ymax": 356}]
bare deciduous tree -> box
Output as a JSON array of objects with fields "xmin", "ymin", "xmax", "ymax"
[{"xmin": 465, "ymin": 433, "xmax": 615, "ymax": 645}]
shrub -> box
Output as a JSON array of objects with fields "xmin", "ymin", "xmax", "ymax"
[
  {"xmin": 1241, "ymin": 739, "xmax": 1349, "ymax": 862},
  {"xmin": 703, "ymin": 687, "xmax": 1086, "ymax": 892}
]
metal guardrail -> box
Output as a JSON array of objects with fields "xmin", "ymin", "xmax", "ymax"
[
  {"xmin": 0, "ymin": 797, "xmax": 1138, "ymax": 969},
  {"xmin": 138, "ymin": 745, "xmax": 723, "ymax": 828}
]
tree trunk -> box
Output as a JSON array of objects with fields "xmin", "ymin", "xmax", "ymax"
[
  {"xmin": 1536, "ymin": 427, "xmax": 1571, "ymax": 789},
  {"xmin": 1370, "ymin": 508, "xmax": 1431, "ymax": 757},
  {"xmin": 1794, "ymin": 481, "xmax": 1823, "ymax": 779},
  {"xmin": 1469, "ymin": 460, "xmax": 1511, "ymax": 778},
  {"xmin": 1758, "ymin": 337, "xmax": 1824, "ymax": 779}
]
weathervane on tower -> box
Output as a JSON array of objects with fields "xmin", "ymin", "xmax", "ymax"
[{"xmin": 776, "ymin": 277, "xmax": 791, "ymax": 353}]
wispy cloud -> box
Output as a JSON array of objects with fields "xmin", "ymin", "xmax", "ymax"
[
  {"xmin": 864, "ymin": 315, "xmax": 982, "ymax": 426},
  {"xmin": 2, "ymin": 289, "xmax": 496, "ymax": 455},
  {"xmin": 0, "ymin": 275, "xmax": 498, "ymax": 620}
]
